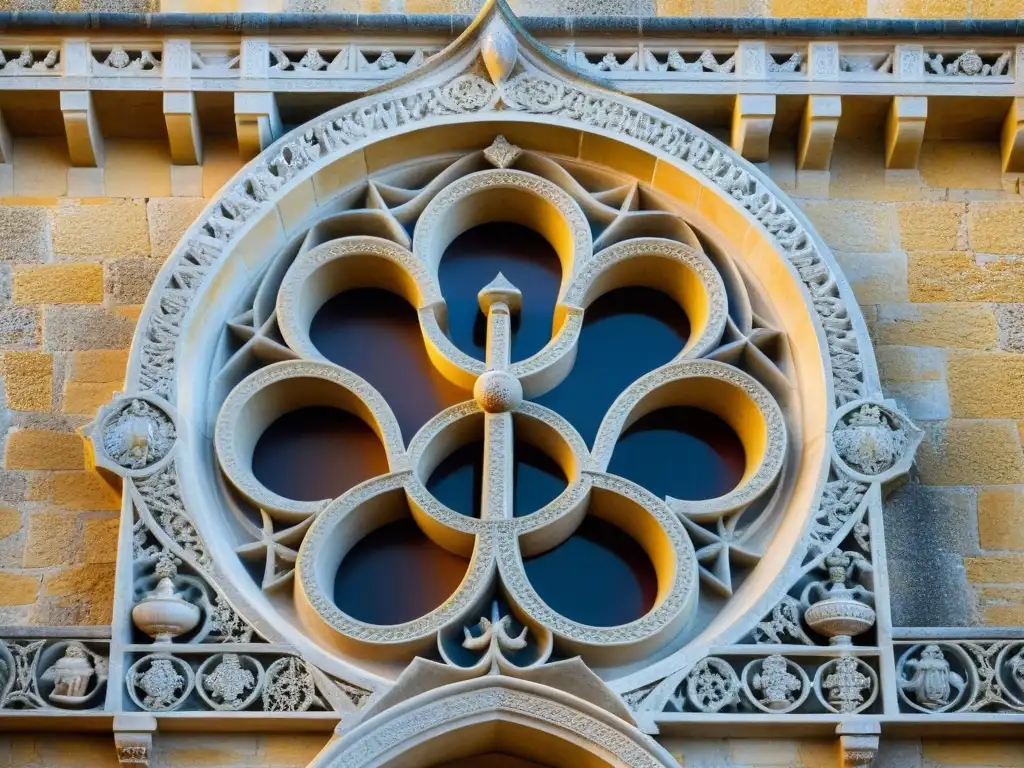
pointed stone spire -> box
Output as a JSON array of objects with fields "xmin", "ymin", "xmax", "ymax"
[{"xmin": 478, "ymin": 272, "xmax": 522, "ymax": 314}]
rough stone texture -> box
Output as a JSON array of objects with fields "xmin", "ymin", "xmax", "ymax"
[
  {"xmin": 977, "ymin": 488, "xmax": 1024, "ymax": 551},
  {"xmin": 0, "ymin": 571, "xmax": 40, "ymax": 606},
  {"xmin": 2, "ymin": 428, "xmax": 83, "ymax": 470},
  {"xmin": 22, "ymin": 510, "xmax": 79, "ymax": 567},
  {"xmin": 924, "ymin": 740, "xmax": 1024, "ymax": 767},
  {"xmin": 68, "ymin": 349, "xmax": 129, "ymax": 383},
  {"xmin": 42, "ymin": 305, "xmax": 136, "ymax": 351},
  {"xmin": 896, "ymin": 202, "xmax": 966, "ymax": 251},
  {"xmin": 0, "ymin": 506, "xmax": 21, "ymax": 540},
  {"xmin": 104, "ymin": 257, "xmax": 163, "ymax": 305},
  {"xmin": 833, "ymin": 251, "xmax": 907, "ymax": 304},
  {"xmin": 83, "ymin": 514, "xmax": 118, "ymax": 564},
  {"xmin": 0, "ymin": 206, "xmax": 51, "ymax": 264},
  {"xmin": 0, "ymin": 305, "xmax": 38, "ymax": 348},
  {"xmin": 876, "ymin": 345, "xmax": 944, "ymax": 383},
  {"xmin": 801, "ymin": 200, "xmax": 895, "ymax": 252},
  {"xmin": 908, "ymin": 251, "xmax": 1024, "ymax": 303},
  {"xmin": 947, "ymin": 352, "xmax": 1024, "ymax": 419},
  {"xmin": 62, "ymin": 381, "xmax": 119, "ymax": 416},
  {"xmin": 147, "ymin": 197, "xmax": 206, "ymax": 260},
  {"xmin": 964, "ymin": 555, "xmax": 1024, "ymax": 584},
  {"xmin": 49, "ymin": 471, "xmax": 121, "ymax": 511},
  {"xmin": 874, "ymin": 303, "xmax": 997, "ymax": 350},
  {"xmin": 994, "ymin": 304, "xmax": 1024, "ymax": 353},
  {"xmin": 967, "ymin": 202, "xmax": 1024, "ymax": 256},
  {"xmin": 0, "ymin": 351, "xmax": 52, "ymax": 411},
  {"xmin": 41, "ymin": 562, "xmax": 116, "ymax": 624},
  {"xmin": 13, "ymin": 263, "xmax": 104, "ymax": 305},
  {"xmin": 975, "ymin": 587, "xmax": 1024, "ymax": 626},
  {"xmin": 883, "ymin": 483, "xmax": 975, "ymax": 626},
  {"xmin": 52, "ymin": 199, "xmax": 150, "ymax": 260},
  {"xmin": 916, "ymin": 420, "xmax": 1024, "ymax": 487}
]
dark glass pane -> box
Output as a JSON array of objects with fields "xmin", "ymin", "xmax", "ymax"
[
  {"xmin": 438, "ymin": 222, "xmax": 561, "ymax": 364},
  {"xmin": 334, "ymin": 518, "xmax": 467, "ymax": 625},
  {"xmin": 608, "ymin": 406, "xmax": 745, "ymax": 501},
  {"xmin": 535, "ymin": 287, "xmax": 689, "ymax": 447},
  {"xmin": 310, "ymin": 288, "xmax": 467, "ymax": 443},
  {"xmin": 428, "ymin": 442, "xmax": 483, "ymax": 518},
  {"xmin": 514, "ymin": 442, "xmax": 566, "ymax": 517},
  {"xmin": 251, "ymin": 406, "xmax": 389, "ymax": 502},
  {"xmin": 524, "ymin": 517, "xmax": 656, "ymax": 627},
  {"xmin": 426, "ymin": 440, "xmax": 566, "ymax": 518}
]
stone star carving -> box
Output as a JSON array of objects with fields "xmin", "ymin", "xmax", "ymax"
[
  {"xmin": 679, "ymin": 514, "xmax": 761, "ymax": 597},
  {"xmin": 235, "ymin": 510, "xmax": 313, "ymax": 591}
]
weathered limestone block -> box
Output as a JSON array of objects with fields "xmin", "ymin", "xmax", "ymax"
[
  {"xmin": 0, "ymin": 206, "xmax": 50, "ymax": 263},
  {"xmin": 802, "ymin": 200, "xmax": 895, "ymax": 252},
  {"xmin": 147, "ymin": 197, "xmax": 205, "ymax": 260},
  {"xmin": 947, "ymin": 351, "xmax": 1024, "ymax": 418},
  {"xmin": 2, "ymin": 428, "xmax": 83, "ymax": 470},
  {"xmin": 83, "ymin": 514, "xmax": 118, "ymax": 564},
  {"xmin": 42, "ymin": 305, "xmax": 136, "ymax": 351},
  {"xmin": 0, "ymin": 572, "xmax": 40, "ymax": 607},
  {"xmin": 104, "ymin": 258, "xmax": 163, "ymax": 305},
  {"xmin": 834, "ymin": 252, "xmax": 908, "ymax": 304},
  {"xmin": 875, "ymin": 304, "xmax": 998, "ymax": 350},
  {"xmin": 22, "ymin": 510, "xmax": 79, "ymax": 568},
  {"xmin": 50, "ymin": 470, "xmax": 121, "ymax": 511},
  {"xmin": 884, "ymin": 484, "xmax": 976, "ymax": 627},
  {"xmin": 41, "ymin": 561, "xmax": 116, "ymax": 624},
  {"xmin": 908, "ymin": 251, "xmax": 1024, "ymax": 303},
  {"xmin": 895, "ymin": 202, "xmax": 966, "ymax": 251},
  {"xmin": 968, "ymin": 202, "xmax": 1024, "ymax": 256},
  {"xmin": 977, "ymin": 487, "xmax": 1024, "ymax": 551},
  {"xmin": 0, "ymin": 507, "xmax": 21, "ymax": 540},
  {"xmin": 0, "ymin": 351, "xmax": 52, "ymax": 411},
  {"xmin": 916, "ymin": 420, "xmax": 1024, "ymax": 486},
  {"xmin": 52, "ymin": 199, "xmax": 150, "ymax": 259},
  {"xmin": 995, "ymin": 305, "xmax": 1024, "ymax": 353},
  {"xmin": 13, "ymin": 263, "xmax": 104, "ymax": 304}
]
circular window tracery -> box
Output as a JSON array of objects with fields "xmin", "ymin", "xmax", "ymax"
[{"xmin": 202, "ymin": 135, "xmax": 802, "ymax": 676}]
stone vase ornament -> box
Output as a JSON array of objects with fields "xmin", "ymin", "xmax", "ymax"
[
  {"xmin": 132, "ymin": 553, "xmax": 201, "ymax": 643},
  {"xmin": 802, "ymin": 550, "xmax": 876, "ymax": 646}
]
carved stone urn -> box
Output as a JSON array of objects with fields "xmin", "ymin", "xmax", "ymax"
[
  {"xmin": 803, "ymin": 551, "xmax": 876, "ymax": 646},
  {"xmin": 131, "ymin": 554, "xmax": 201, "ymax": 644}
]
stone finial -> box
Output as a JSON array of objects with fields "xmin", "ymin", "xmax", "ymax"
[
  {"xmin": 480, "ymin": 14, "xmax": 517, "ymax": 86},
  {"xmin": 478, "ymin": 272, "xmax": 522, "ymax": 314}
]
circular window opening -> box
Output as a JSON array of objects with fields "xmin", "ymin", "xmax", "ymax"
[
  {"xmin": 333, "ymin": 515, "xmax": 469, "ymax": 626},
  {"xmin": 608, "ymin": 406, "xmax": 746, "ymax": 502},
  {"xmin": 524, "ymin": 516, "xmax": 657, "ymax": 627},
  {"xmin": 251, "ymin": 405, "xmax": 389, "ymax": 502}
]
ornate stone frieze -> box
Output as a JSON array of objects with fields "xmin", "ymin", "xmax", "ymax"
[{"xmin": 0, "ymin": 639, "xmax": 108, "ymax": 711}]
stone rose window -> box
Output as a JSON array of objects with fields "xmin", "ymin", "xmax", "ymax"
[
  {"xmin": 82, "ymin": 9, "xmax": 929, "ymax": 744},
  {"xmin": 186, "ymin": 132, "xmax": 798, "ymax": 677}
]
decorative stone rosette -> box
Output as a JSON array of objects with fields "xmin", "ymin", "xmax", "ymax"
[
  {"xmin": 84, "ymin": 393, "xmax": 179, "ymax": 479},
  {"xmin": 829, "ymin": 398, "xmax": 922, "ymax": 486}
]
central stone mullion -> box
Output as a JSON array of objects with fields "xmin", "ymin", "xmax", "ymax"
[
  {"xmin": 482, "ymin": 412, "xmax": 513, "ymax": 520},
  {"xmin": 475, "ymin": 274, "xmax": 524, "ymax": 522}
]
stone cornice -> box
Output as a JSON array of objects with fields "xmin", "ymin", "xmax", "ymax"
[{"xmin": 0, "ymin": 12, "xmax": 1020, "ymax": 39}]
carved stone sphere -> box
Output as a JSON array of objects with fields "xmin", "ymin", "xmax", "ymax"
[{"xmin": 474, "ymin": 370, "xmax": 523, "ymax": 413}]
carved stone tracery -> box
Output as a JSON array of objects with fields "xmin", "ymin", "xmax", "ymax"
[{"xmin": 78, "ymin": 2, "xmax": 921, "ymax": 761}]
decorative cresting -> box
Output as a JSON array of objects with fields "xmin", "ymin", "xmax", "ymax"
[{"xmin": 81, "ymin": 0, "xmax": 922, "ymax": 740}]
